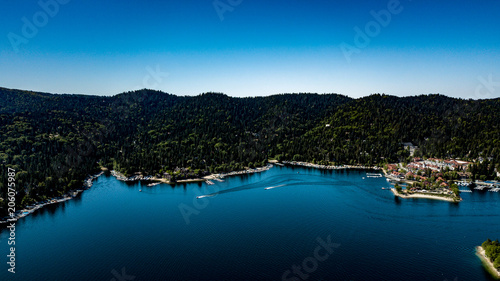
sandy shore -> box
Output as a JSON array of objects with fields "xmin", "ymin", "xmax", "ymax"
[
  {"xmin": 176, "ymin": 178, "xmax": 205, "ymax": 183},
  {"xmin": 151, "ymin": 177, "xmax": 173, "ymax": 184},
  {"xmin": 203, "ymin": 174, "xmax": 221, "ymax": 180},
  {"xmin": 391, "ymin": 188, "xmax": 461, "ymax": 202},
  {"xmin": 476, "ymin": 246, "xmax": 500, "ymax": 279}
]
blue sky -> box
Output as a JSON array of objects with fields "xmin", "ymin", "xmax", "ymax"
[{"xmin": 1, "ymin": 0, "xmax": 500, "ymax": 98}]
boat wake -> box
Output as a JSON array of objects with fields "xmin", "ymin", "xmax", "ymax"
[
  {"xmin": 264, "ymin": 184, "xmax": 286, "ymax": 190},
  {"xmin": 196, "ymin": 194, "xmax": 217, "ymax": 199},
  {"xmin": 195, "ymin": 174, "xmax": 345, "ymax": 198}
]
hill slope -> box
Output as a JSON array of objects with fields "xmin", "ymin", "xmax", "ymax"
[{"xmin": 0, "ymin": 87, "xmax": 499, "ymax": 214}]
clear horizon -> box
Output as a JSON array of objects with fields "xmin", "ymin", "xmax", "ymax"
[{"xmin": 1, "ymin": 0, "xmax": 500, "ymax": 99}]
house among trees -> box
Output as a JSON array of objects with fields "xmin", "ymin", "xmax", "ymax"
[{"xmin": 402, "ymin": 142, "xmax": 418, "ymax": 156}]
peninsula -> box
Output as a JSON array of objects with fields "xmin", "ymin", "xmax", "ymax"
[
  {"xmin": 384, "ymin": 157, "xmax": 500, "ymax": 202},
  {"xmin": 477, "ymin": 239, "xmax": 500, "ymax": 279},
  {"xmin": 390, "ymin": 186, "xmax": 461, "ymax": 202}
]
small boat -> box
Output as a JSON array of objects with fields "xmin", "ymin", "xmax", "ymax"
[{"xmin": 139, "ymin": 189, "xmax": 142, "ymax": 192}]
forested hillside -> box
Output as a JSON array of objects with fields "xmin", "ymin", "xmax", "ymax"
[
  {"xmin": 1, "ymin": 87, "xmax": 499, "ymax": 215},
  {"xmin": 284, "ymin": 94, "xmax": 500, "ymax": 165}
]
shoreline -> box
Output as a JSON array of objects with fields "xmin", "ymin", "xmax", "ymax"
[
  {"xmin": 214, "ymin": 164, "xmax": 273, "ymax": 178},
  {"xmin": 282, "ymin": 161, "xmax": 381, "ymax": 171},
  {"xmin": 390, "ymin": 188, "xmax": 461, "ymax": 202},
  {"xmin": 1, "ymin": 160, "xmax": 384, "ymax": 224},
  {"xmin": 476, "ymin": 246, "xmax": 500, "ymax": 279},
  {"xmin": 382, "ymin": 168, "xmax": 418, "ymax": 185},
  {"xmin": 110, "ymin": 164, "xmax": 274, "ymax": 185},
  {"xmin": 2, "ymin": 160, "xmax": 463, "ymax": 224},
  {"xmin": 0, "ymin": 171, "xmax": 104, "ymax": 224},
  {"xmin": 109, "ymin": 161, "xmax": 383, "ymax": 187},
  {"xmin": 176, "ymin": 178, "xmax": 205, "ymax": 183}
]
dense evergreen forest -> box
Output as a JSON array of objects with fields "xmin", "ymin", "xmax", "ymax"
[{"xmin": 1, "ymin": 87, "xmax": 500, "ymax": 215}]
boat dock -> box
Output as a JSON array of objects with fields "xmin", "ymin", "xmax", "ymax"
[{"xmin": 471, "ymin": 185, "xmax": 500, "ymax": 192}]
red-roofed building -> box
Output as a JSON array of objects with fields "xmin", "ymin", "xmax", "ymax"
[{"xmin": 387, "ymin": 164, "xmax": 398, "ymax": 171}]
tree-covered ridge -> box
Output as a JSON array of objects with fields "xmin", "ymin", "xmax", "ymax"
[
  {"xmin": 0, "ymin": 88, "xmax": 351, "ymax": 214},
  {"xmin": 0, "ymin": 87, "xmax": 499, "ymax": 216},
  {"xmin": 283, "ymin": 94, "xmax": 500, "ymax": 166},
  {"xmin": 116, "ymin": 92, "xmax": 351, "ymax": 176}
]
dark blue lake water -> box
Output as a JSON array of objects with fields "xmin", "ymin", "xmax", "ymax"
[{"xmin": 1, "ymin": 165, "xmax": 499, "ymax": 280}]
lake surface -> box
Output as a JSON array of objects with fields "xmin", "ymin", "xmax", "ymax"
[{"xmin": 1, "ymin": 165, "xmax": 499, "ymax": 280}]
